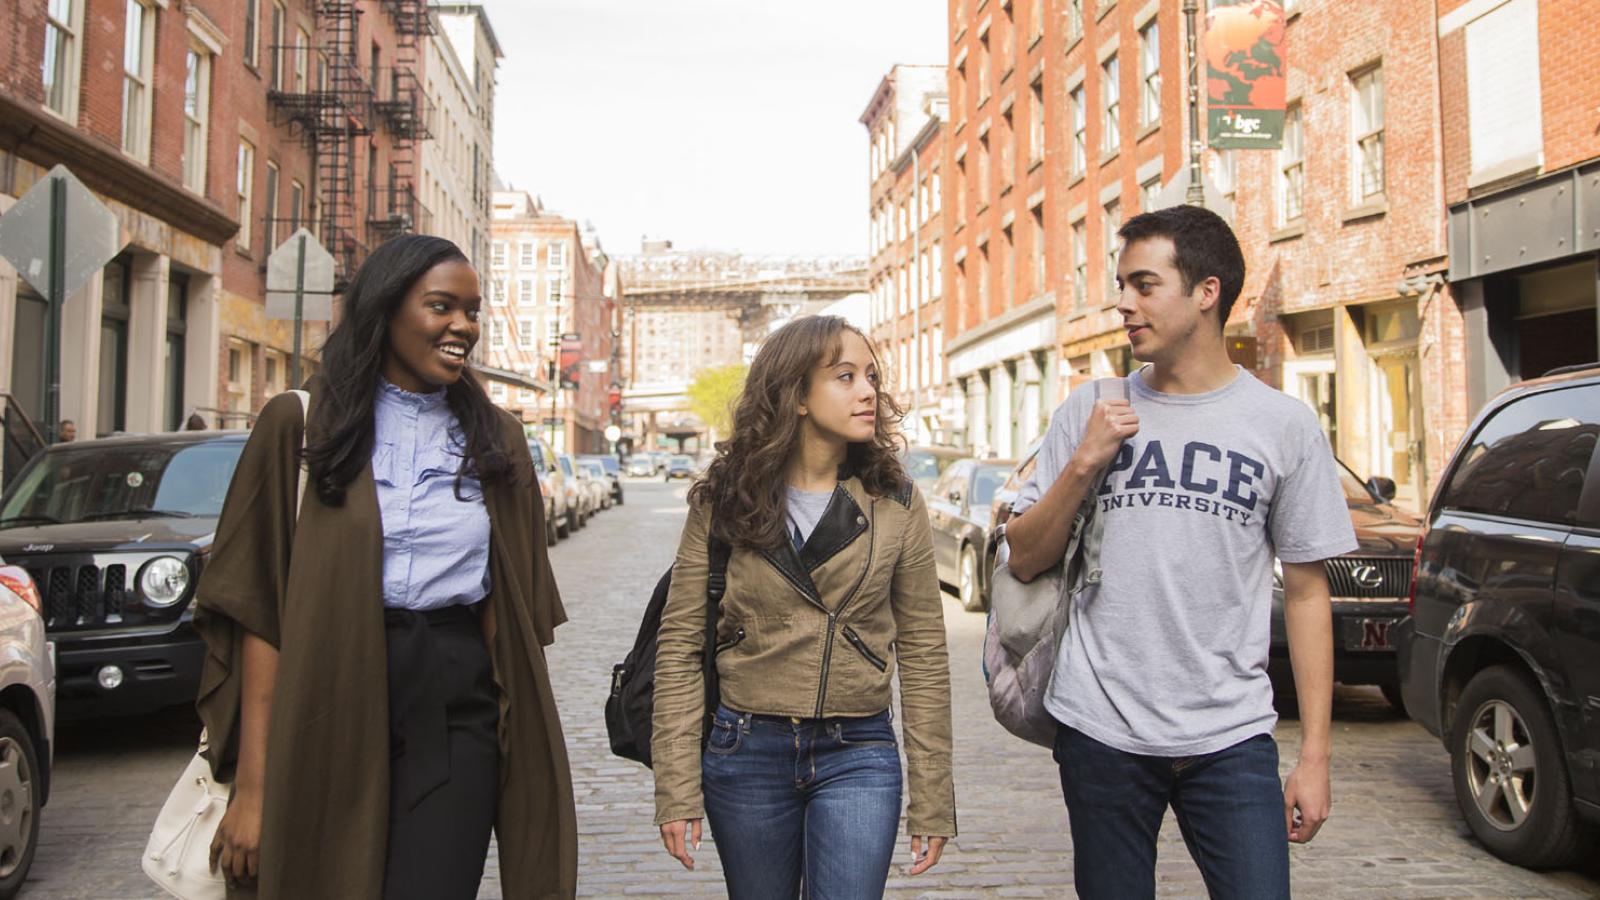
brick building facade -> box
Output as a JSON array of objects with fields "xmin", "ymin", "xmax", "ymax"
[
  {"xmin": 862, "ymin": 65, "xmax": 951, "ymax": 444},
  {"xmin": 487, "ymin": 190, "xmax": 619, "ymax": 454},
  {"xmin": 0, "ymin": 0, "xmax": 446, "ymax": 456}
]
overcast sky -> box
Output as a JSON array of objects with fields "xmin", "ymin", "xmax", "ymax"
[{"xmin": 477, "ymin": 0, "xmax": 946, "ymax": 258}]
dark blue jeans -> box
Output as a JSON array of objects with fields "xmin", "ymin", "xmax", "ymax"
[
  {"xmin": 701, "ymin": 703, "xmax": 903, "ymax": 900},
  {"xmin": 1054, "ymin": 724, "xmax": 1291, "ymax": 900}
]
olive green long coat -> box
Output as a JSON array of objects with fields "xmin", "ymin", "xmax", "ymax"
[{"xmin": 192, "ymin": 381, "xmax": 578, "ymax": 899}]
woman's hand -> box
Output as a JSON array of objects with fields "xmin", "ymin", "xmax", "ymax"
[
  {"xmin": 210, "ymin": 788, "xmax": 264, "ymax": 886},
  {"xmin": 659, "ymin": 818, "xmax": 703, "ymax": 870},
  {"xmin": 907, "ymin": 835, "xmax": 947, "ymax": 875}
]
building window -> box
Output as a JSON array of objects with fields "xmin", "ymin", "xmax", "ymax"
[
  {"xmin": 518, "ymin": 317, "xmax": 534, "ymax": 350},
  {"xmin": 978, "ymin": 29, "xmax": 990, "ymax": 103},
  {"xmin": 1072, "ymin": 219, "xmax": 1088, "ymax": 308},
  {"xmin": 1351, "ymin": 65, "xmax": 1385, "ymax": 201},
  {"xmin": 491, "ymin": 276, "xmax": 507, "ymax": 306},
  {"xmin": 1071, "ymin": 85, "xmax": 1086, "ymax": 175},
  {"xmin": 269, "ymin": 2, "xmax": 285, "ymax": 91},
  {"xmin": 518, "ymin": 277, "xmax": 534, "ymax": 305},
  {"xmin": 518, "ymin": 240, "xmax": 535, "ymax": 267},
  {"xmin": 956, "ymin": 156, "xmax": 968, "ymax": 223},
  {"xmin": 1141, "ymin": 175, "xmax": 1161, "ymax": 212},
  {"xmin": 931, "ymin": 171, "xmax": 942, "ymax": 214},
  {"xmin": 978, "ymin": 133, "xmax": 991, "ymax": 206},
  {"xmin": 1140, "ymin": 21, "xmax": 1160, "ymax": 126},
  {"xmin": 289, "ymin": 180, "xmax": 304, "ymax": 232},
  {"xmin": 1103, "ymin": 200, "xmax": 1122, "ymax": 303},
  {"xmin": 1036, "ymin": 76, "xmax": 1049, "ymax": 161},
  {"xmin": 548, "ymin": 242, "xmax": 567, "ymax": 269},
  {"xmin": 243, "ymin": 0, "xmax": 259, "ymax": 68},
  {"xmin": 42, "ymin": 0, "xmax": 81, "ymax": 118},
  {"xmin": 490, "ymin": 382, "xmax": 507, "ymax": 404},
  {"xmin": 1032, "ymin": 208, "xmax": 1046, "ymax": 296},
  {"xmin": 183, "ymin": 46, "xmax": 212, "ymax": 193},
  {"xmin": 490, "ymin": 319, "xmax": 505, "ymax": 350},
  {"xmin": 492, "ymin": 241, "xmax": 507, "ymax": 267},
  {"xmin": 547, "ymin": 274, "xmax": 564, "ymax": 307},
  {"xmin": 931, "ymin": 241, "xmax": 942, "ymax": 297},
  {"xmin": 1066, "ymin": 0, "xmax": 1083, "ymax": 41},
  {"xmin": 295, "ymin": 27, "xmax": 310, "ymax": 92},
  {"xmin": 1101, "ymin": 55, "xmax": 1121, "ymax": 156},
  {"xmin": 1278, "ymin": 104, "xmax": 1304, "ymax": 224},
  {"xmin": 236, "ymin": 142, "xmax": 254, "ymax": 249},
  {"xmin": 122, "ymin": 1, "xmax": 154, "ymax": 159},
  {"xmin": 263, "ymin": 161, "xmax": 279, "ymax": 255}
]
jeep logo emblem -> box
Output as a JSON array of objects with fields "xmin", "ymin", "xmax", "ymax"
[{"xmin": 1352, "ymin": 564, "xmax": 1383, "ymax": 590}]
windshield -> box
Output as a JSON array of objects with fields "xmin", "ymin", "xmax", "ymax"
[
  {"xmin": 586, "ymin": 456, "xmax": 620, "ymax": 475},
  {"xmin": 973, "ymin": 467, "xmax": 1009, "ymax": 508},
  {"xmin": 903, "ymin": 451, "xmax": 949, "ymax": 487},
  {"xmin": 527, "ymin": 443, "xmax": 548, "ymax": 474},
  {"xmin": 671, "ymin": 456, "xmax": 693, "ymax": 466},
  {"xmin": 558, "ymin": 456, "xmax": 574, "ymax": 477},
  {"xmin": 0, "ymin": 441, "xmax": 245, "ymax": 526}
]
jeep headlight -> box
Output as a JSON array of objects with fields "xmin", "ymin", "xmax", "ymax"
[{"xmin": 139, "ymin": 556, "xmax": 191, "ymax": 607}]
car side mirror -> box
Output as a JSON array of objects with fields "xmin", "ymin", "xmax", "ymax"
[
  {"xmin": 947, "ymin": 488, "xmax": 963, "ymax": 505},
  {"xmin": 1367, "ymin": 476, "xmax": 1397, "ymax": 502}
]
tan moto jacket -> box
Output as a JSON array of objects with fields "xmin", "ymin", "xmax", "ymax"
[{"xmin": 651, "ymin": 476, "xmax": 956, "ymax": 838}]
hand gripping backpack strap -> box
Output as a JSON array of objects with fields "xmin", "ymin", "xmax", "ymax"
[{"xmin": 143, "ymin": 390, "xmax": 312, "ymax": 899}]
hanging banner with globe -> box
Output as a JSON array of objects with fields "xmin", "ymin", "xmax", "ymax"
[{"xmin": 1204, "ymin": 0, "xmax": 1288, "ymax": 149}]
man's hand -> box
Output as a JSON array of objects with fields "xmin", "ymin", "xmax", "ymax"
[
  {"xmin": 659, "ymin": 819, "xmax": 702, "ymax": 870},
  {"xmin": 1076, "ymin": 399, "xmax": 1140, "ymax": 473},
  {"xmin": 1283, "ymin": 757, "xmax": 1330, "ymax": 843},
  {"xmin": 907, "ymin": 835, "xmax": 947, "ymax": 875}
]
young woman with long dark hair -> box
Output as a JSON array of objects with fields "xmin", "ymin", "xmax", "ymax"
[
  {"xmin": 652, "ymin": 315, "xmax": 956, "ymax": 898},
  {"xmin": 194, "ymin": 235, "xmax": 577, "ymax": 899}
]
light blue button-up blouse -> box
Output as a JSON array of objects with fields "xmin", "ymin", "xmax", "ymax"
[{"xmin": 372, "ymin": 379, "xmax": 491, "ymax": 610}]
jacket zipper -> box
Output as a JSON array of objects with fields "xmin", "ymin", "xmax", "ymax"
[
  {"xmin": 715, "ymin": 626, "xmax": 745, "ymax": 653},
  {"xmin": 814, "ymin": 500, "xmax": 877, "ymax": 717},
  {"xmin": 840, "ymin": 624, "xmax": 888, "ymax": 672}
]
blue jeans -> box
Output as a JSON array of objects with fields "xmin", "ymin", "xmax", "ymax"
[
  {"xmin": 701, "ymin": 703, "xmax": 903, "ymax": 900},
  {"xmin": 1054, "ymin": 724, "xmax": 1291, "ymax": 900}
]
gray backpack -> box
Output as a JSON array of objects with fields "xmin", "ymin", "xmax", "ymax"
[{"xmin": 982, "ymin": 379, "xmax": 1116, "ymax": 748}]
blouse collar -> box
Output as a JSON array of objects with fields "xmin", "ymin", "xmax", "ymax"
[{"xmin": 378, "ymin": 377, "xmax": 449, "ymax": 412}]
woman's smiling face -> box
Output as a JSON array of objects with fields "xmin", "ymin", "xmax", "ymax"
[{"xmin": 382, "ymin": 259, "xmax": 482, "ymax": 392}]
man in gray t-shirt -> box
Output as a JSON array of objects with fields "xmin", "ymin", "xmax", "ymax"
[{"xmin": 1006, "ymin": 206, "xmax": 1355, "ymax": 899}]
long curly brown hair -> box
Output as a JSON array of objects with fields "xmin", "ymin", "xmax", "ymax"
[{"xmin": 690, "ymin": 316, "xmax": 907, "ymax": 550}]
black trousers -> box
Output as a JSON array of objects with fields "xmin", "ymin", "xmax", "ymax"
[{"xmin": 381, "ymin": 604, "xmax": 500, "ymax": 900}]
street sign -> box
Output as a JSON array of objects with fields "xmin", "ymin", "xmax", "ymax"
[
  {"xmin": 266, "ymin": 228, "xmax": 335, "ymax": 320},
  {"xmin": 1154, "ymin": 167, "xmax": 1232, "ymax": 218},
  {"xmin": 604, "ymin": 425, "xmax": 622, "ymax": 443},
  {"xmin": 0, "ymin": 165, "xmax": 126, "ymax": 442},
  {"xmin": 266, "ymin": 229, "xmax": 337, "ymax": 388}
]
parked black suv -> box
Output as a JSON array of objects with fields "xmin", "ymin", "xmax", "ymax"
[
  {"xmin": 1396, "ymin": 364, "xmax": 1600, "ymax": 869},
  {"xmin": 0, "ymin": 431, "xmax": 247, "ymax": 720}
]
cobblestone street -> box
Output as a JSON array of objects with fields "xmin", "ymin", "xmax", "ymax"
[{"xmin": 21, "ymin": 481, "xmax": 1600, "ymax": 898}]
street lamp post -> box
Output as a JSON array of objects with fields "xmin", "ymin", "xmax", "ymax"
[{"xmin": 1183, "ymin": 0, "xmax": 1206, "ymax": 208}]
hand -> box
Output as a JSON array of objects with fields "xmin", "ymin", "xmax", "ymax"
[
  {"xmin": 1283, "ymin": 758, "xmax": 1330, "ymax": 843},
  {"xmin": 659, "ymin": 818, "xmax": 703, "ymax": 870},
  {"xmin": 1073, "ymin": 399, "xmax": 1140, "ymax": 473},
  {"xmin": 907, "ymin": 835, "xmax": 947, "ymax": 875},
  {"xmin": 209, "ymin": 789, "xmax": 263, "ymax": 886}
]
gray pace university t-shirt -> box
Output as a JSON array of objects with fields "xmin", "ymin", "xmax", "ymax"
[{"xmin": 1012, "ymin": 367, "xmax": 1358, "ymax": 756}]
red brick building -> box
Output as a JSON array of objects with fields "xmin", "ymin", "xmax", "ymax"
[
  {"xmin": 487, "ymin": 190, "xmax": 619, "ymax": 454},
  {"xmin": 1436, "ymin": 0, "xmax": 1599, "ymax": 418},
  {"xmin": 1, "ymin": 0, "xmax": 438, "ymax": 453},
  {"xmin": 861, "ymin": 65, "xmax": 950, "ymax": 443}
]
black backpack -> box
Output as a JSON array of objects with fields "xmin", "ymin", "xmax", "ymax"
[{"xmin": 605, "ymin": 536, "xmax": 732, "ymax": 767}]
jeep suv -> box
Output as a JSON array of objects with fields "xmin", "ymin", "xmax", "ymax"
[
  {"xmin": 1396, "ymin": 364, "xmax": 1600, "ymax": 869},
  {"xmin": 0, "ymin": 431, "xmax": 246, "ymax": 720}
]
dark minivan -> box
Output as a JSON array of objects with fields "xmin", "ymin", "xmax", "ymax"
[
  {"xmin": 0, "ymin": 431, "xmax": 247, "ymax": 719},
  {"xmin": 1396, "ymin": 364, "xmax": 1600, "ymax": 869}
]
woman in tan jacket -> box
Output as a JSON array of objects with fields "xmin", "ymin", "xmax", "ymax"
[{"xmin": 653, "ymin": 315, "xmax": 956, "ymax": 898}]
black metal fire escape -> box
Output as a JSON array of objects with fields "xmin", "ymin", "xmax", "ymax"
[{"xmin": 369, "ymin": 0, "xmax": 434, "ymax": 243}]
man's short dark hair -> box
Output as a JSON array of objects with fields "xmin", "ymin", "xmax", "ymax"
[{"xmin": 1118, "ymin": 205, "xmax": 1245, "ymax": 329}]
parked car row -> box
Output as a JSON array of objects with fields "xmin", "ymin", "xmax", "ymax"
[{"xmin": 526, "ymin": 436, "xmax": 623, "ymax": 546}]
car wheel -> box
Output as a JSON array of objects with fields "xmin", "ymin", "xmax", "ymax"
[
  {"xmin": 0, "ymin": 709, "xmax": 41, "ymax": 900},
  {"xmin": 556, "ymin": 512, "xmax": 570, "ymax": 539},
  {"xmin": 1450, "ymin": 665, "xmax": 1596, "ymax": 868},
  {"xmin": 545, "ymin": 515, "xmax": 558, "ymax": 547},
  {"xmin": 958, "ymin": 544, "xmax": 985, "ymax": 612},
  {"xmin": 569, "ymin": 508, "xmax": 581, "ymax": 533}
]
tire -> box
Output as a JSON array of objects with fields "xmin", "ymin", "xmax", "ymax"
[
  {"xmin": 1449, "ymin": 665, "xmax": 1596, "ymax": 869},
  {"xmin": 0, "ymin": 709, "xmax": 42, "ymax": 900},
  {"xmin": 555, "ymin": 512, "xmax": 570, "ymax": 539},
  {"xmin": 545, "ymin": 515, "xmax": 558, "ymax": 547},
  {"xmin": 958, "ymin": 544, "xmax": 985, "ymax": 612}
]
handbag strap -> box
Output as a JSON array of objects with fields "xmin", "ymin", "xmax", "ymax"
[{"xmin": 290, "ymin": 389, "xmax": 311, "ymax": 518}]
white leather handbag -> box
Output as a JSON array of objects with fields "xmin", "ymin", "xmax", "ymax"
[{"xmin": 143, "ymin": 389, "xmax": 310, "ymax": 899}]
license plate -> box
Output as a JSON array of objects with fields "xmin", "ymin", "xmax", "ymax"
[{"xmin": 1344, "ymin": 617, "xmax": 1399, "ymax": 651}]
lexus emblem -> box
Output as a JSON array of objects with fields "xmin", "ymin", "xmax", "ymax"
[{"xmin": 1351, "ymin": 565, "xmax": 1383, "ymax": 590}]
